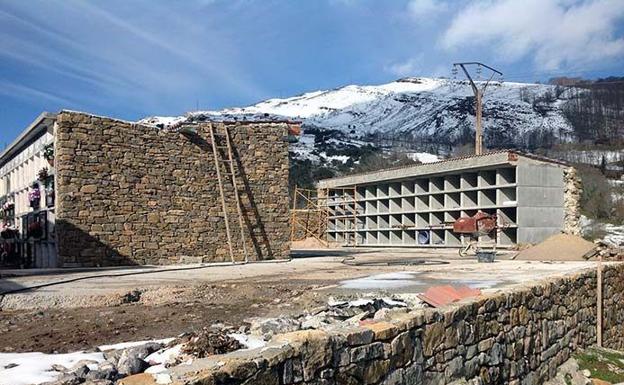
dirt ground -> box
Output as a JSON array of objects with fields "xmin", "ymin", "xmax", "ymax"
[
  {"xmin": 0, "ymin": 281, "xmax": 327, "ymax": 353},
  {"xmin": 0, "ymin": 248, "xmax": 601, "ymax": 354}
]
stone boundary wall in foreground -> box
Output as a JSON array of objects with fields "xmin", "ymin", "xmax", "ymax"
[
  {"xmin": 54, "ymin": 111, "xmax": 290, "ymax": 266},
  {"xmin": 162, "ymin": 264, "xmax": 624, "ymax": 385}
]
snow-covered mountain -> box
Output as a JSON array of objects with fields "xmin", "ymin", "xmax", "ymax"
[{"xmin": 141, "ymin": 77, "xmax": 575, "ymax": 163}]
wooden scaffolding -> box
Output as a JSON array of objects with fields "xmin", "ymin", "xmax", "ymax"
[{"xmin": 290, "ymin": 186, "xmax": 359, "ymax": 247}]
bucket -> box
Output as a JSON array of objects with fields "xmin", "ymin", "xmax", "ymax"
[{"xmin": 417, "ymin": 231, "xmax": 430, "ymax": 245}]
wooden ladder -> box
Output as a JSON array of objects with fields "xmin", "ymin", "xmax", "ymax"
[{"xmin": 209, "ymin": 125, "xmax": 249, "ymax": 263}]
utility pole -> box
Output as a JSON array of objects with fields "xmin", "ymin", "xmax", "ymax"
[{"xmin": 452, "ymin": 62, "xmax": 503, "ymax": 155}]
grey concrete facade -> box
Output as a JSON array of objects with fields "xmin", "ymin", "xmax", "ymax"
[{"xmin": 317, "ymin": 151, "xmax": 568, "ymax": 247}]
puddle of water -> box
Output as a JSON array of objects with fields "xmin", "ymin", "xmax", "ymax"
[{"xmin": 339, "ymin": 272, "xmax": 421, "ymax": 290}]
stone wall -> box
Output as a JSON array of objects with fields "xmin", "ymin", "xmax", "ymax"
[
  {"xmin": 563, "ymin": 167, "xmax": 582, "ymax": 235},
  {"xmin": 164, "ymin": 263, "xmax": 624, "ymax": 385},
  {"xmin": 54, "ymin": 111, "xmax": 290, "ymax": 266}
]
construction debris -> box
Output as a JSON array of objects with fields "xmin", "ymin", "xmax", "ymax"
[
  {"xmin": 417, "ymin": 285, "xmax": 482, "ymax": 308},
  {"xmin": 182, "ymin": 328, "xmax": 243, "ymax": 358},
  {"xmin": 514, "ymin": 233, "xmax": 598, "ymax": 261},
  {"xmin": 595, "ymin": 239, "xmax": 624, "ymax": 260}
]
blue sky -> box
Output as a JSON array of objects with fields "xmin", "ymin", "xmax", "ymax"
[{"xmin": 1, "ymin": 0, "xmax": 623, "ymax": 143}]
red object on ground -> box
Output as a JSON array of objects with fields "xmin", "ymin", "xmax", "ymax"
[
  {"xmin": 418, "ymin": 285, "xmax": 482, "ymax": 308},
  {"xmin": 452, "ymin": 211, "xmax": 497, "ymax": 235}
]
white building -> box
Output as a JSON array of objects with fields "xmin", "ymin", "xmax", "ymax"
[{"xmin": 0, "ymin": 112, "xmax": 58, "ymax": 267}]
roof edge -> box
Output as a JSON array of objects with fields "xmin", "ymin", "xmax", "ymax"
[{"xmin": 0, "ymin": 112, "xmax": 57, "ymax": 165}]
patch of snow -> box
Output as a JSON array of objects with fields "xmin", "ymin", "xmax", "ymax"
[
  {"xmin": 380, "ymin": 297, "xmax": 408, "ymax": 307},
  {"xmin": 581, "ymin": 215, "xmax": 624, "ymax": 247},
  {"xmin": 407, "ymin": 152, "xmax": 440, "ymax": 164},
  {"xmin": 154, "ymin": 372, "xmax": 173, "ymax": 384},
  {"xmin": 0, "ymin": 351, "xmax": 105, "ymax": 385},
  {"xmin": 98, "ymin": 337, "xmax": 175, "ymax": 351},
  {"xmin": 228, "ymin": 333, "xmax": 267, "ymax": 350},
  {"xmin": 145, "ymin": 364, "xmax": 167, "ymax": 374},
  {"xmin": 145, "ymin": 344, "xmax": 183, "ymax": 366},
  {"xmin": 139, "ymin": 115, "xmax": 188, "ymax": 128}
]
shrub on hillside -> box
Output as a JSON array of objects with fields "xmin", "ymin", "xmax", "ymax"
[{"xmin": 577, "ymin": 165, "xmax": 624, "ymax": 223}]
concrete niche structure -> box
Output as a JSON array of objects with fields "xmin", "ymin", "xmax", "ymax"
[{"xmin": 317, "ymin": 151, "xmax": 581, "ymax": 248}]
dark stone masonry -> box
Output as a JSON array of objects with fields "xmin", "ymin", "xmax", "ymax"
[
  {"xmin": 54, "ymin": 111, "xmax": 290, "ymax": 266},
  {"xmin": 162, "ymin": 264, "xmax": 624, "ymax": 385}
]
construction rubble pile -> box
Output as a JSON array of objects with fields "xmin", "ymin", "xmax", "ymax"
[
  {"xmin": 38, "ymin": 296, "xmax": 432, "ymax": 385},
  {"xmin": 595, "ymin": 239, "xmax": 624, "ymax": 261}
]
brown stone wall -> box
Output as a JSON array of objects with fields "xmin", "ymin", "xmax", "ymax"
[
  {"xmin": 54, "ymin": 111, "xmax": 290, "ymax": 266},
  {"xmin": 165, "ymin": 263, "xmax": 624, "ymax": 385}
]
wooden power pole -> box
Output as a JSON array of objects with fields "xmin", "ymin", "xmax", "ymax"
[{"xmin": 453, "ymin": 62, "xmax": 503, "ymax": 155}]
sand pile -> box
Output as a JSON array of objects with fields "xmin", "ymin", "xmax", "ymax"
[
  {"xmin": 291, "ymin": 237, "xmax": 329, "ymax": 249},
  {"xmin": 515, "ymin": 233, "xmax": 597, "ymax": 261}
]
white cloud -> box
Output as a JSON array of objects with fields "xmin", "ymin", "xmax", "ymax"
[
  {"xmin": 440, "ymin": 0, "xmax": 624, "ymax": 70},
  {"xmin": 407, "ymin": 0, "xmax": 448, "ymax": 18},
  {"xmin": 385, "ymin": 56, "xmax": 423, "ymax": 77}
]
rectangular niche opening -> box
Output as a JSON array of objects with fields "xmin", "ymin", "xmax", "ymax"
[
  {"xmin": 479, "ymin": 190, "xmax": 496, "ymax": 206},
  {"xmin": 402, "ymin": 196, "xmax": 415, "ymax": 211},
  {"xmin": 499, "ymin": 228, "xmax": 517, "ymax": 246},
  {"xmin": 430, "ymin": 212, "xmax": 444, "ymax": 226},
  {"xmin": 367, "ymin": 231, "xmax": 378, "ymax": 244},
  {"xmin": 355, "ymin": 231, "xmax": 365, "ymax": 245},
  {"xmin": 444, "ymin": 210, "xmax": 460, "ymax": 223},
  {"xmin": 378, "ymin": 184, "xmax": 389, "ymax": 198},
  {"xmin": 389, "ymin": 182, "xmax": 401, "ymax": 197},
  {"xmin": 355, "ymin": 187, "xmax": 366, "ymax": 201},
  {"xmin": 416, "ymin": 195, "xmax": 429, "ymax": 211},
  {"xmin": 431, "ymin": 229, "xmax": 445, "ymax": 246},
  {"xmin": 379, "ymin": 215, "xmax": 389, "ymax": 229},
  {"xmin": 430, "ymin": 194, "xmax": 444, "ymax": 210},
  {"xmin": 461, "ymin": 173, "xmax": 478, "ymax": 189},
  {"xmin": 365, "ymin": 186, "xmax": 376, "ymax": 199},
  {"xmin": 378, "ymin": 199, "xmax": 389, "ymax": 213},
  {"xmin": 366, "ymin": 216, "xmax": 378, "ymax": 229},
  {"xmin": 404, "ymin": 230, "xmax": 416, "ymax": 245},
  {"xmin": 498, "ymin": 187, "xmax": 517, "ymax": 206},
  {"xmin": 445, "ymin": 193, "xmax": 461, "ymax": 209},
  {"xmin": 403, "ymin": 213, "xmax": 416, "ymax": 227},
  {"xmin": 430, "ymin": 177, "xmax": 444, "ymax": 192},
  {"xmin": 445, "ymin": 175, "xmax": 461, "ymax": 191},
  {"xmin": 446, "ymin": 230, "xmax": 461, "ymax": 246},
  {"xmin": 479, "ymin": 170, "xmax": 497, "ymax": 187},
  {"xmin": 461, "ymin": 191, "xmax": 478, "ymax": 208},
  {"xmin": 415, "ymin": 179, "xmax": 429, "ymax": 194},
  {"xmin": 390, "ymin": 198, "xmax": 402, "ymax": 213},
  {"xmin": 498, "ymin": 167, "xmax": 516, "ymax": 185},
  {"xmin": 401, "ymin": 181, "xmax": 415, "ymax": 195},
  {"xmin": 390, "ymin": 214, "xmax": 402, "ymax": 228},
  {"xmin": 390, "ymin": 230, "xmax": 402, "ymax": 244},
  {"xmin": 416, "ymin": 213, "xmax": 429, "ymax": 227},
  {"xmin": 498, "ymin": 208, "xmax": 517, "ymax": 226}
]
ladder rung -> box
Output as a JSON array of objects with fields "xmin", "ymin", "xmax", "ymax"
[
  {"xmin": 219, "ymin": 159, "xmax": 233, "ymax": 163},
  {"xmin": 215, "ymin": 145, "xmax": 229, "ymax": 149}
]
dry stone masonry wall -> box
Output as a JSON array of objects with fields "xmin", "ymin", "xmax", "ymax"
[
  {"xmin": 54, "ymin": 111, "xmax": 290, "ymax": 266},
  {"xmin": 165, "ymin": 264, "xmax": 624, "ymax": 385},
  {"xmin": 563, "ymin": 167, "xmax": 582, "ymax": 236}
]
